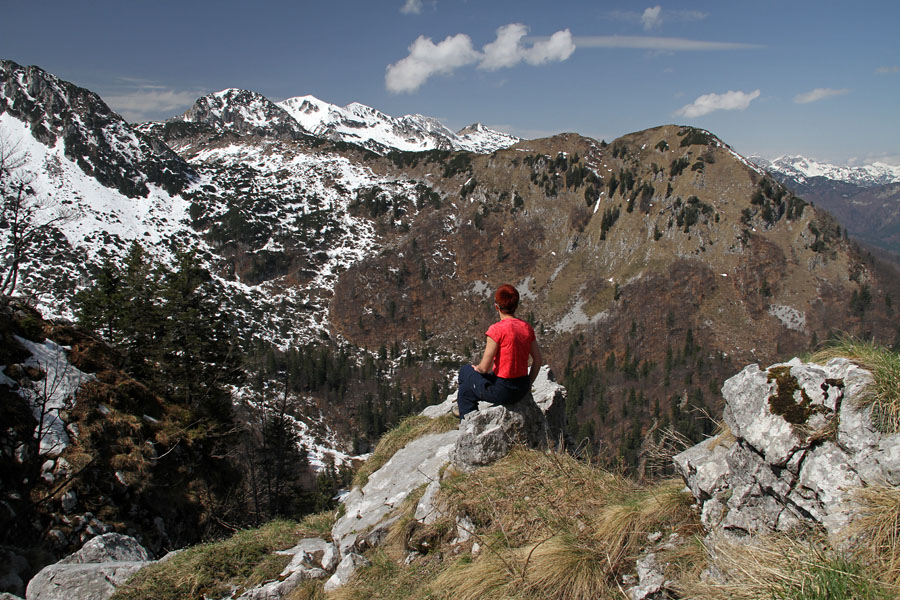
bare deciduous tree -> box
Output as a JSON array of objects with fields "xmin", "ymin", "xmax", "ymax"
[{"xmin": 0, "ymin": 134, "xmax": 73, "ymax": 297}]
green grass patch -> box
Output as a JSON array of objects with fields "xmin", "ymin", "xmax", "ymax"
[
  {"xmin": 770, "ymin": 554, "xmax": 890, "ymax": 600},
  {"xmin": 810, "ymin": 335, "xmax": 900, "ymax": 432},
  {"xmin": 353, "ymin": 414, "xmax": 458, "ymax": 489},
  {"xmin": 111, "ymin": 519, "xmax": 304, "ymax": 600},
  {"xmin": 296, "ymin": 508, "xmax": 338, "ymax": 540},
  {"xmin": 329, "ymin": 549, "xmax": 445, "ymax": 600}
]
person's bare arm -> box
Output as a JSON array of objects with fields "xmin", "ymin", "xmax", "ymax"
[
  {"xmin": 528, "ymin": 340, "xmax": 543, "ymax": 385},
  {"xmin": 474, "ymin": 336, "xmax": 498, "ymax": 374}
]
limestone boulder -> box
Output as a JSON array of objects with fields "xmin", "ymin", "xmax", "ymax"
[
  {"xmin": 450, "ymin": 366, "xmax": 566, "ymax": 472},
  {"xmin": 675, "ymin": 357, "xmax": 900, "ymax": 542},
  {"xmin": 530, "ymin": 366, "xmax": 567, "ymax": 442},
  {"xmin": 419, "ymin": 394, "xmax": 455, "ymax": 418},
  {"xmin": 323, "ymin": 553, "xmax": 370, "ymax": 592},
  {"xmin": 57, "ymin": 533, "xmax": 152, "ymax": 564},
  {"xmin": 25, "ymin": 534, "xmax": 152, "ymax": 600}
]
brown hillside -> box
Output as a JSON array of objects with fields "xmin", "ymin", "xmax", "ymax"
[{"xmin": 330, "ymin": 125, "xmax": 900, "ymax": 464}]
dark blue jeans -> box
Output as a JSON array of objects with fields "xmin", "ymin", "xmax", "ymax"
[{"xmin": 457, "ymin": 364, "xmax": 530, "ymax": 418}]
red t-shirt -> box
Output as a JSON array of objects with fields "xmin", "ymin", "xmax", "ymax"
[{"xmin": 486, "ymin": 318, "xmax": 535, "ymax": 379}]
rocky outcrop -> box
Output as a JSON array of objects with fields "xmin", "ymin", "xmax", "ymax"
[
  {"xmin": 323, "ymin": 553, "xmax": 371, "ymax": 592},
  {"xmin": 331, "ymin": 429, "xmax": 460, "ymax": 556},
  {"xmin": 234, "ymin": 538, "xmax": 336, "ymax": 600},
  {"xmin": 675, "ymin": 357, "xmax": 899, "ymax": 541},
  {"xmin": 25, "ymin": 533, "xmax": 152, "ymax": 600},
  {"xmin": 318, "ymin": 365, "xmax": 567, "ymax": 590}
]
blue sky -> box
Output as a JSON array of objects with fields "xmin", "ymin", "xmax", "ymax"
[{"xmin": 1, "ymin": 0, "xmax": 898, "ymax": 165}]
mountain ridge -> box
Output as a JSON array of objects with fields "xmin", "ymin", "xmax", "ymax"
[
  {"xmin": 751, "ymin": 153, "xmax": 900, "ymax": 255},
  {"xmin": 751, "ymin": 154, "xmax": 900, "ymax": 187}
]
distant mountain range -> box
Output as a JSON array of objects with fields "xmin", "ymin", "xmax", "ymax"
[
  {"xmin": 751, "ymin": 155, "xmax": 900, "ymax": 255},
  {"xmin": 139, "ymin": 88, "xmax": 519, "ymax": 156},
  {"xmin": 751, "ymin": 155, "xmax": 900, "ymax": 187}
]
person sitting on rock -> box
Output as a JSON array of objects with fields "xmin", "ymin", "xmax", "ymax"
[{"xmin": 455, "ymin": 284, "xmax": 543, "ymax": 418}]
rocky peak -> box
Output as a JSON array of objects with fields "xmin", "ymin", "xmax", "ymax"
[
  {"xmin": 178, "ymin": 88, "xmax": 310, "ymax": 140},
  {"xmin": 0, "ymin": 59, "xmax": 193, "ymax": 198},
  {"xmin": 455, "ymin": 122, "xmax": 520, "ymax": 153},
  {"xmin": 277, "ymin": 94, "xmax": 518, "ymax": 154}
]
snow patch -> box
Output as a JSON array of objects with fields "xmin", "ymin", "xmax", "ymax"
[
  {"xmin": 768, "ymin": 304, "xmax": 806, "ymax": 332},
  {"xmin": 14, "ymin": 336, "xmax": 94, "ymax": 456}
]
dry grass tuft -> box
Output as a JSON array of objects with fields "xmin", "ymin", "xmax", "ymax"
[
  {"xmin": 677, "ymin": 534, "xmax": 892, "ymax": 600},
  {"xmin": 592, "ymin": 479, "xmax": 696, "ymax": 571},
  {"xmin": 845, "ymin": 485, "xmax": 900, "ymax": 587},
  {"xmin": 810, "ymin": 335, "xmax": 900, "ymax": 432},
  {"xmin": 517, "ymin": 534, "xmax": 619, "ymax": 600},
  {"xmin": 284, "ymin": 579, "xmax": 326, "ymax": 600},
  {"xmin": 428, "ymin": 449, "xmax": 697, "ymax": 600},
  {"xmin": 430, "ymin": 551, "xmax": 519, "ymax": 600},
  {"xmin": 353, "ymin": 414, "xmax": 458, "ymax": 488}
]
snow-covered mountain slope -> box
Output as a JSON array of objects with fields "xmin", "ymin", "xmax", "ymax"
[
  {"xmin": 749, "ymin": 153, "xmax": 900, "ymax": 254},
  {"xmin": 0, "ymin": 110, "xmax": 196, "ymax": 314},
  {"xmin": 455, "ymin": 122, "xmax": 521, "ymax": 154},
  {"xmin": 277, "ymin": 94, "xmax": 519, "ymax": 154},
  {"xmin": 0, "ymin": 61, "xmax": 420, "ymax": 348},
  {"xmin": 183, "ymin": 136, "xmax": 421, "ymax": 342},
  {"xmin": 751, "ymin": 154, "xmax": 900, "ymax": 187},
  {"xmin": 1, "ymin": 60, "xmax": 434, "ymax": 467},
  {"xmin": 0, "ymin": 60, "xmax": 193, "ymax": 198}
]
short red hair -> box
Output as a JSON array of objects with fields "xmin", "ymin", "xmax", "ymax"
[{"xmin": 495, "ymin": 284, "xmax": 519, "ymax": 314}]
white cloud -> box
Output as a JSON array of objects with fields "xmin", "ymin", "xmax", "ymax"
[
  {"xmin": 526, "ymin": 29, "xmax": 576, "ymax": 65},
  {"xmin": 793, "ymin": 88, "xmax": 850, "ymax": 104},
  {"xmin": 641, "ymin": 6, "xmax": 663, "ymax": 30},
  {"xmin": 572, "ymin": 36, "xmax": 761, "ymax": 51},
  {"xmin": 677, "ymin": 10, "xmax": 709, "ymax": 22},
  {"xmin": 480, "ymin": 23, "xmax": 529, "ymax": 70},
  {"xmin": 400, "ymin": 0, "xmax": 422, "ymax": 15},
  {"xmin": 675, "ymin": 89, "xmax": 761, "ymax": 118},
  {"xmin": 385, "ymin": 34, "xmax": 480, "ymax": 93},
  {"xmin": 876, "ymin": 65, "xmax": 899, "ymax": 74},
  {"xmin": 480, "ymin": 24, "xmax": 575, "ymax": 70},
  {"xmin": 386, "ymin": 24, "xmax": 575, "ymax": 93},
  {"xmin": 103, "ymin": 84, "xmax": 205, "ymax": 122}
]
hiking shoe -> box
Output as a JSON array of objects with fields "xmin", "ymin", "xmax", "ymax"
[{"xmin": 451, "ymin": 404, "xmax": 460, "ymax": 418}]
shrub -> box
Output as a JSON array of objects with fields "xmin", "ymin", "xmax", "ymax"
[
  {"xmin": 670, "ymin": 157, "xmax": 690, "ymax": 178},
  {"xmin": 678, "ymin": 127, "xmax": 715, "ymax": 147}
]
